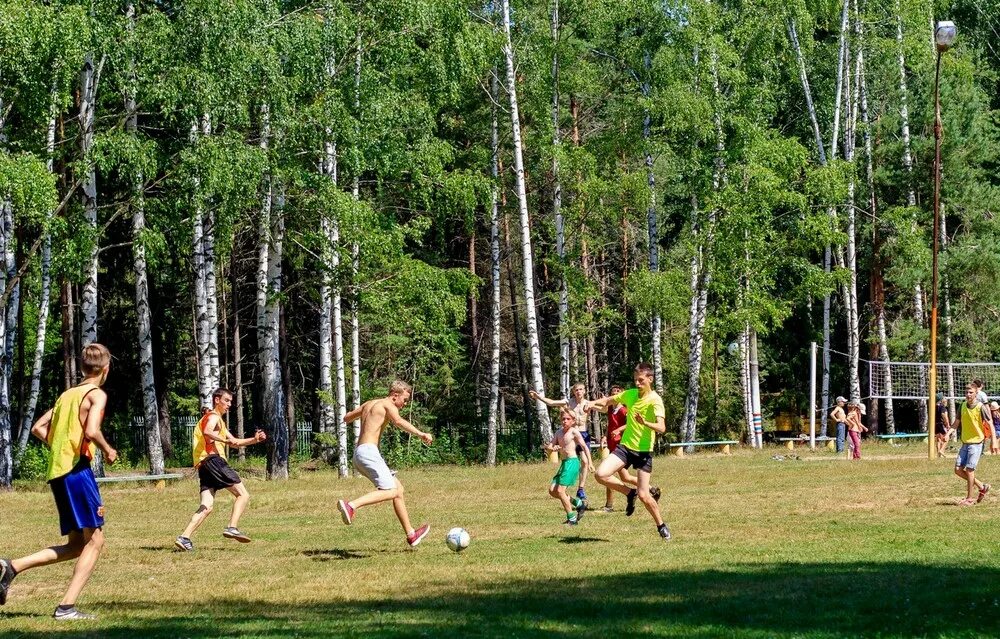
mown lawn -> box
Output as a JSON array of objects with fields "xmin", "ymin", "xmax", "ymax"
[{"xmin": 1, "ymin": 442, "xmax": 998, "ymax": 638}]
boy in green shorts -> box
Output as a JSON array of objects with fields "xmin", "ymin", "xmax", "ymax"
[
  {"xmin": 590, "ymin": 362, "xmax": 670, "ymax": 540},
  {"xmin": 544, "ymin": 408, "xmax": 593, "ymax": 526}
]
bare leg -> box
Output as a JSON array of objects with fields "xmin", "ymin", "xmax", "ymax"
[
  {"xmin": 11, "ymin": 533, "xmax": 87, "ymax": 574},
  {"xmin": 348, "ymin": 486, "xmax": 399, "ymax": 510},
  {"xmin": 226, "ymin": 483, "xmax": 250, "ymax": 528},
  {"xmin": 181, "ymin": 490, "xmax": 216, "ymax": 539},
  {"xmin": 604, "ymin": 485, "xmax": 614, "ymax": 508},
  {"xmin": 636, "ymin": 470, "xmax": 664, "ymax": 526},
  {"xmin": 552, "ymin": 484, "xmax": 573, "ymax": 516},
  {"xmin": 617, "ymin": 468, "xmax": 637, "ymax": 488},
  {"xmin": 389, "ymin": 479, "xmax": 414, "ymax": 535},
  {"xmin": 59, "ymin": 528, "xmax": 104, "ymax": 607},
  {"xmin": 595, "ymin": 455, "xmax": 630, "ymax": 496}
]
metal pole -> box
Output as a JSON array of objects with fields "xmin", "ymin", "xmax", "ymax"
[
  {"xmin": 810, "ymin": 341, "xmax": 817, "ymax": 450},
  {"xmin": 929, "ymin": 49, "xmax": 942, "ymax": 461}
]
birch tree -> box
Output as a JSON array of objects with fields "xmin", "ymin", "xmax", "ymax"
[
  {"xmin": 502, "ymin": 0, "xmax": 551, "ymax": 440},
  {"xmin": 551, "ymin": 0, "xmax": 569, "ymax": 399},
  {"xmin": 79, "ymin": 53, "xmax": 99, "ymax": 347},
  {"xmin": 487, "ymin": 68, "xmax": 501, "ymax": 467}
]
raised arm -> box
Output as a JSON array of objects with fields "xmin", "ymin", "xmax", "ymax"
[
  {"xmin": 387, "ymin": 403, "xmax": 433, "ymax": 445},
  {"xmin": 343, "ymin": 406, "xmax": 363, "ymax": 424},
  {"xmin": 588, "ymin": 395, "xmax": 616, "ymax": 411},
  {"xmin": 528, "ymin": 390, "xmax": 567, "ymax": 408}
]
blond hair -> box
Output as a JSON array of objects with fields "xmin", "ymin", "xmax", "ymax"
[
  {"xmin": 389, "ymin": 380, "xmax": 412, "ymax": 397},
  {"xmin": 81, "ymin": 343, "xmax": 111, "ymax": 377},
  {"xmin": 571, "ymin": 383, "xmax": 586, "ymax": 394},
  {"xmin": 559, "ymin": 406, "xmax": 577, "ymax": 423}
]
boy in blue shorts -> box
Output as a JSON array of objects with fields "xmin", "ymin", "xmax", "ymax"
[
  {"xmin": 590, "ymin": 362, "xmax": 670, "ymax": 540},
  {"xmin": 0, "ymin": 344, "xmax": 118, "ymax": 620},
  {"xmin": 544, "ymin": 408, "xmax": 593, "ymax": 525}
]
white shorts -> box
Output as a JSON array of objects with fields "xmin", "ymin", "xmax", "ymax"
[{"xmin": 353, "ymin": 444, "xmax": 396, "ymax": 490}]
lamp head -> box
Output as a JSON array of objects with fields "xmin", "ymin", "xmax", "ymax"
[{"xmin": 935, "ymin": 21, "xmax": 957, "ymax": 52}]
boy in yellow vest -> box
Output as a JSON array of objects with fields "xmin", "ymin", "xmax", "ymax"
[
  {"xmin": 0, "ymin": 344, "xmax": 117, "ymax": 620},
  {"xmin": 175, "ymin": 388, "xmax": 266, "ymax": 551},
  {"xmin": 955, "ymin": 383, "xmax": 996, "ymax": 506}
]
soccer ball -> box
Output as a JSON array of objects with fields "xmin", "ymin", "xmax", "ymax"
[{"xmin": 445, "ymin": 527, "xmax": 470, "ymax": 552}]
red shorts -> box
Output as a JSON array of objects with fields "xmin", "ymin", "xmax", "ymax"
[{"xmin": 607, "ymin": 434, "xmax": 621, "ymax": 453}]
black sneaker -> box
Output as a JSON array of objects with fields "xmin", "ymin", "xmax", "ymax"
[
  {"xmin": 174, "ymin": 536, "xmax": 194, "ymax": 552},
  {"xmin": 576, "ymin": 500, "xmax": 586, "ymax": 522},
  {"xmin": 53, "ymin": 606, "xmax": 97, "ymax": 620},
  {"xmin": 223, "ymin": 527, "xmax": 251, "ymax": 543},
  {"xmin": 0, "ymin": 558, "xmax": 15, "ymax": 605},
  {"xmin": 625, "ymin": 489, "xmax": 637, "ymax": 516},
  {"xmin": 650, "ymin": 486, "xmax": 662, "ymax": 502},
  {"xmin": 658, "ymin": 523, "xmax": 672, "ymax": 541}
]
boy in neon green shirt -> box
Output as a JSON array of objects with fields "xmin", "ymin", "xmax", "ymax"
[{"xmin": 590, "ymin": 362, "xmax": 670, "ymax": 540}]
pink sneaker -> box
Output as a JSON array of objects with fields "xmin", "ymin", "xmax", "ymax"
[
  {"xmin": 978, "ymin": 484, "xmax": 991, "ymax": 504},
  {"xmin": 338, "ymin": 500, "xmax": 355, "ymax": 525},
  {"xmin": 407, "ymin": 523, "xmax": 430, "ymax": 547}
]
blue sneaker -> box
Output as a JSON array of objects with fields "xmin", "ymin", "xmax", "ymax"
[{"xmin": 576, "ymin": 487, "xmax": 587, "ymax": 501}]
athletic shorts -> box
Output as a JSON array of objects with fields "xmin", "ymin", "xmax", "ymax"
[
  {"xmin": 607, "ymin": 431, "xmax": 621, "ymax": 453},
  {"xmin": 956, "ymin": 443, "xmax": 984, "ymax": 471},
  {"xmin": 575, "ymin": 430, "xmax": 592, "ymax": 457},
  {"xmin": 49, "ymin": 460, "xmax": 104, "ymax": 536},
  {"xmin": 353, "ymin": 443, "xmax": 395, "ymax": 490},
  {"xmin": 552, "ymin": 457, "xmax": 581, "ymax": 487},
  {"xmin": 198, "ymin": 455, "xmax": 242, "ymax": 492},
  {"xmin": 612, "ymin": 445, "xmax": 653, "ymax": 473}
]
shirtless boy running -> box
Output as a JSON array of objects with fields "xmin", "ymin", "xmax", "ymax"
[
  {"xmin": 336, "ymin": 381, "xmax": 433, "ymax": 547},
  {"xmin": 544, "ymin": 408, "xmax": 594, "ymax": 526}
]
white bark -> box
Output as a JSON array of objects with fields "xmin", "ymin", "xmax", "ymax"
[
  {"xmin": 192, "ymin": 120, "xmax": 212, "ymax": 410},
  {"xmin": 642, "ymin": 51, "xmax": 663, "ymax": 393},
  {"xmin": 828, "ymin": 0, "xmax": 851, "ymax": 161},
  {"xmin": 739, "ymin": 326, "xmax": 754, "ymax": 446},
  {"xmin": 17, "ymin": 88, "xmax": 57, "ymax": 458},
  {"xmin": 0, "ymin": 81, "xmax": 12, "ymax": 483},
  {"xmin": 749, "ymin": 327, "xmax": 762, "ymax": 448},
  {"xmin": 257, "ymin": 105, "xmax": 288, "ymax": 479},
  {"xmin": 843, "ymin": 24, "xmax": 860, "ymax": 404},
  {"xmin": 488, "ymin": 69, "xmax": 501, "ymax": 467},
  {"xmin": 127, "ymin": 2, "xmax": 163, "ymax": 474},
  {"xmin": 502, "ymin": 0, "xmax": 551, "ymax": 440},
  {"xmin": 350, "ymin": 34, "xmax": 362, "ymax": 425},
  {"xmin": 552, "ymin": 0, "xmax": 569, "ymax": 399},
  {"xmin": 80, "ymin": 55, "xmax": 98, "ymax": 346}
]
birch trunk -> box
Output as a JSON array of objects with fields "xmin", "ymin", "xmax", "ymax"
[
  {"xmin": 739, "ymin": 326, "xmax": 754, "ymax": 446},
  {"xmin": 257, "ymin": 106, "xmax": 288, "ymax": 479},
  {"xmin": 897, "ymin": 7, "xmax": 928, "ymax": 431},
  {"xmin": 191, "ymin": 120, "xmax": 213, "ymax": 410},
  {"xmin": 502, "ymin": 0, "xmax": 551, "ymax": 440},
  {"xmin": 17, "ymin": 88, "xmax": 57, "ymax": 457},
  {"xmin": 487, "ymin": 69, "xmax": 501, "ymax": 467},
  {"xmin": 642, "ymin": 51, "xmax": 663, "ymax": 393},
  {"xmin": 126, "ymin": 4, "xmax": 163, "ymax": 473},
  {"xmin": 0, "ymin": 88, "xmax": 9, "ymax": 485},
  {"xmin": 843, "ymin": 27, "xmax": 860, "ymax": 404},
  {"xmin": 504, "ymin": 210, "xmax": 535, "ymax": 442},
  {"xmin": 79, "ymin": 55, "xmax": 98, "ymax": 347},
  {"xmin": 350, "ymin": 32, "xmax": 362, "ymax": 423},
  {"xmin": 230, "ymin": 250, "xmax": 246, "ymax": 461},
  {"xmin": 551, "ymin": 0, "xmax": 569, "ymax": 399}
]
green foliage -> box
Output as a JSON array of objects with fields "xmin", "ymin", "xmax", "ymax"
[{"xmin": 13, "ymin": 442, "xmax": 49, "ymax": 481}]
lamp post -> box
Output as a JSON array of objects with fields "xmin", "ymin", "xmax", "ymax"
[{"xmin": 929, "ymin": 20, "xmax": 956, "ymax": 460}]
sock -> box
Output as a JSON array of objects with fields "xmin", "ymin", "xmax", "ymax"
[
  {"xmin": 56, "ymin": 604, "xmax": 75, "ymax": 613},
  {"xmin": 571, "ymin": 497, "xmax": 581, "ymax": 508},
  {"xmin": 657, "ymin": 523, "xmax": 667, "ymax": 531},
  {"xmin": 566, "ymin": 512, "xmax": 577, "ymax": 521}
]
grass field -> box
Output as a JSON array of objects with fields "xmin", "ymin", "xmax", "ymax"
[{"xmin": 1, "ymin": 443, "xmax": 999, "ymax": 638}]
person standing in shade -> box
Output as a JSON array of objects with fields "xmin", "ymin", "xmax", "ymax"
[
  {"xmin": 936, "ymin": 393, "xmax": 953, "ymax": 457},
  {"xmin": 830, "ymin": 397, "xmax": 848, "ymax": 453}
]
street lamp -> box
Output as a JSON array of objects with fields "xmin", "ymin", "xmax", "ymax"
[{"xmin": 929, "ymin": 20, "xmax": 956, "ymax": 460}]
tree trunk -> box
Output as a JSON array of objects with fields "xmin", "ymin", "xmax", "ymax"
[
  {"xmin": 502, "ymin": 0, "xmax": 551, "ymax": 441},
  {"xmin": 551, "ymin": 0, "xmax": 569, "ymax": 399},
  {"xmin": 79, "ymin": 55, "xmax": 98, "ymax": 348},
  {"xmin": 487, "ymin": 69, "xmax": 501, "ymax": 467},
  {"xmin": 843, "ymin": 29, "xmax": 861, "ymax": 404},
  {"xmin": 257, "ymin": 106, "xmax": 288, "ymax": 479},
  {"xmin": 231, "ymin": 248, "xmax": 246, "ymax": 461},
  {"xmin": 503, "ymin": 210, "xmax": 533, "ymax": 442},
  {"xmin": 350, "ymin": 32, "xmax": 362, "ymax": 424},
  {"xmin": 17, "ymin": 88, "xmax": 57, "ymax": 458},
  {"xmin": 641, "ymin": 51, "xmax": 663, "ymax": 393},
  {"xmin": 126, "ymin": 8, "xmax": 164, "ymax": 473},
  {"xmin": 62, "ymin": 281, "xmax": 77, "ymax": 389}
]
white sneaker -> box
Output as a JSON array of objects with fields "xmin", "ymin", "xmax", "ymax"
[{"xmin": 53, "ymin": 606, "xmax": 97, "ymax": 620}]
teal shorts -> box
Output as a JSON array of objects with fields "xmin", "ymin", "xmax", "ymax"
[{"xmin": 552, "ymin": 457, "xmax": 581, "ymax": 487}]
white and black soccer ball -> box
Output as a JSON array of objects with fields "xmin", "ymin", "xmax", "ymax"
[{"xmin": 445, "ymin": 527, "xmax": 470, "ymax": 552}]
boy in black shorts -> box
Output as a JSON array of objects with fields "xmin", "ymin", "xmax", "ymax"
[
  {"xmin": 175, "ymin": 388, "xmax": 265, "ymax": 551},
  {"xmin": 590, "ymin": 362, "xmax": 670, "ymax": 540}
]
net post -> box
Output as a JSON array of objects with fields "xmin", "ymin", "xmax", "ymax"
[{"xmin": 810, "ymin": 342, "xmax": 817, "ymax": 450}]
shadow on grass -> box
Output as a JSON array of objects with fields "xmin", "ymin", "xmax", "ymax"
[
  {"xmin": 7, "ymin": 561, "xmax": 1000, "ymax": 638},
  {"xmin": 552, "ymin": 536, "xmax": 609, "ymax": 544},
  {"xmin": 302, "ymin": 548, "xmax": 370, "ymax": 560}
]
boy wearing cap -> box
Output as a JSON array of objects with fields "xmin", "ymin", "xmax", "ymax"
[{"xmin": 830, "ymin": 397, "xmax": 848, "ymax": 453}]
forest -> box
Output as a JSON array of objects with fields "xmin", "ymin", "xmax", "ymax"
[{"xmin": 1, "ymin": 0, "xmax": 999, "ymax": 486}]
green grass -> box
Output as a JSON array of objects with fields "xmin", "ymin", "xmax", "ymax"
[{"xmin": 2, "ymin": 443, "xmax": 998, "ymax": 638}]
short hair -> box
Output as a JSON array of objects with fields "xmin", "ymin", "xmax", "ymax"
[
  {"xmin": 389, "ymin": 380, "xmax": 412, "ymax": 396},
  {"xmin": 972, "ymin": 378, "xmax": 985, "ymax": 389},
  {"xmin": 571, "ymin": 383, "xmax": 586, "ymax": 394},
  {"xmin": 81, "ymin": 343, "xmax": 111, "ymax": 376},
  {"xmin": 610, "ymin": 384, "xmax": 625, "ymax": 393},
  {"xmin": 634, "ymin": 362, "xmax": 654, "ymax": 377},
  {"xmin": 212, "ymin": 388, "xmax": 234, "ymax": 404},
  {"xmin": 559, "ymin": 406, "xmax": 577, "ymax": 422}
]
